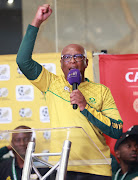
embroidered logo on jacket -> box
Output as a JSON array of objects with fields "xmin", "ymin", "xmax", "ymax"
[
  {"xmin": 6, "ymin": 176, "xmax": 11, "ymax": 180},
  {"xmin": 89, "ymin": 97, "xmax": 96, "ymax": 104}
]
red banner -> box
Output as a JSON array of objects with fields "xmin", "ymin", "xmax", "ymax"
[{"xmin": 99, "ymin": 54, "xmax": 138, "ymax": 155}]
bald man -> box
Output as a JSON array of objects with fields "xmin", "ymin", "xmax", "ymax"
[{"xmin": 16, "ymin": 4, "xmax": 123, "ymax": 180}]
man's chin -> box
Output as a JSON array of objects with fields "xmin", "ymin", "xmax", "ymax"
[
  {"xmin": 16, "ymin": 151, "xmax": 26, "ymax": 158},
  {"xmin": 19, "ymin": 154, "xmax": 26, "ymax": 159},
  {"xmin": 128, "ymin": 160, "xmax": 138, "ymax": 165}
]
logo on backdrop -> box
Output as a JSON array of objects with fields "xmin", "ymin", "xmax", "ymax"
[
  {"xmin": 0, "ymin": 65, "xmax": 10, "ymax": 81},
  {"xmin": 0, "ymin": 107, "xmax": 12, "ymax": 123},
  {"xmin": 40, "ymin": 106, "xmax": 50, "ymax": 123},
  {"xmin": 16, "ymin": 85, "xmax": 34, "ymax": 101},
  {"xmin": 43, "ymin": 130, "xmax": 51, "ymax": 140},
  {"xmin": 17, "ymin": 67, "xmax": 23, "ymax": 75},
  {"xmin": 0, "ymin": 88, "xmax": 8, "ymax": 97},
  {"xmin": 133, "ymin": 98, "xmax": 138, "ymax": 112},
  {"xmin": 125, "ymin": 70, "xmax": 138, "ymax": 82},
  {"xmin": 125, "ymin": 69, "xmax": 138, "ymax": 113},
  {"xmin": 0, "ymin": 132, "xmax": 10, "ymax": 140},
  {"xmin": 19, "ymin": 108, "xmax": 32, "ymax": 118},
  {"xmin": 41, "ymin": 63, "xmax": 56, "ymax": 74}
]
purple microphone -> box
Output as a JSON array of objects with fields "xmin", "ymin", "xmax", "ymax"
[{"xmin": 67, "ymin": 69, "xmax": 82, "ymax": 109}]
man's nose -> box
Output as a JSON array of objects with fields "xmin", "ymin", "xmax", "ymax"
[
  {"xmin": 131, "ymin": 145, "xmax": 137, "ymax": 151},
  {"xmin": 70, "ymin": 56, "xmax": 76, "ymax": 63},
  {"xmin": 19, "ymin": 139, "xmax": 26, "ymax": 145}
]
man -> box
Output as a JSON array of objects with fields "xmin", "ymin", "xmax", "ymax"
[
  {"xmin": 0, "ymin": 125, "xmax": 49, "ymax": 180},
  {"xmin": 16, "ymin": 4, "xmax": 123, "ymax": 180},
  {"xmin": 112, "ymin": 125, "xmax": 138, "ymax": 180}
]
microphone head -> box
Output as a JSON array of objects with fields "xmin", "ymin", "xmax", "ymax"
[{"xmin": 67, "ymin": 69, "xmax": 82, "ymax": 85}]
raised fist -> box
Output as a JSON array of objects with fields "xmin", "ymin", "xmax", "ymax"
[{"xmin": 31, "ymin": 4, "xmax": 52, "ymax": 28}]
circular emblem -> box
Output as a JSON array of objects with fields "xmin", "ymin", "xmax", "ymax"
[
  {"xmin": 133, "ymin": 98, "xmax": 138, "ymax": 112},
  {"xmin": 64, "ymin": 86, "xmax": 70, "ymax": 92}
]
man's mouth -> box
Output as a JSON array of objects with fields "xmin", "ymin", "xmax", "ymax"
[
  {"xmin": 69, "ymin": 67, "xmax": 77, "ymax": 70},
  {"xmin": 131, "ymin": 154, "xmax": 137, "ymax": 157},
  {"xmin": 130, "ymin": 153, "xmax": 137, "ymax": 159}
]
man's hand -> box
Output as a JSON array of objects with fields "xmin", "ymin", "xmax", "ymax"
[
  {"xmin": 31, "ymin": 4, "xmax": 52, "ymax": 28},
  {"xmin": 70, "ymin": 89, "xmax": 87, "ymax": 111}
]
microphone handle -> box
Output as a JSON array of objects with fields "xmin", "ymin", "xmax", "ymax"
[{"xmin": 72, "ymin": 83, "xmax": 78, "ymax": 109}]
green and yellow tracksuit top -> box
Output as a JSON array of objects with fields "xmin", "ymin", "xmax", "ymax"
[{"xmin": 16, "ymin": 25, "xmax": 123, "ymax": 176}]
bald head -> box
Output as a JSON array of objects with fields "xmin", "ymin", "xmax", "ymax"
[
  {"xmin": 61, "ymin": 44, "xmax": 87, "ymax": 57},
  {"xmin": 14, "ymin": 125, "xmax": 31, "ymax": 131}
]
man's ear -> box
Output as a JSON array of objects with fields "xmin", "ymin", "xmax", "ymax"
[
  {"xmin": 84, "ymin": 58, "xmax": 88, "ymax": 68},
  {"xmin": 115, "ymin": 150, "xmax": 120, "ymax": 159},
  {"xmin": 60, "ymin": 59, "xmax": 63, "ymax": 68}
]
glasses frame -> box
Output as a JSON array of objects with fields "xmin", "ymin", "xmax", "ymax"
[{"xmin": 61, "ymin": 54, "xmax": 86, "ymax": 62}]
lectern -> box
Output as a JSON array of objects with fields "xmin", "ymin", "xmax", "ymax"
[{"xmin": 0, "ymin": 127, "xmax": 111, "ymax": 180}]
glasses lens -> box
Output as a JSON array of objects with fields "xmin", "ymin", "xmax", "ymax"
[
  {"xmin": 62, "ymin": 54, "xmax": 84, "ymax": 62},
  {"xmin": 62, "ymin": 55, "xmax": 72, "ymax": 62},
  {"xmin": 74, "ymin": 54, "xmax": 84, "ymax": 61}
]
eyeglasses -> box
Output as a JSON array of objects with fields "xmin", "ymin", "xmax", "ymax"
[{"xmin": 61, "ymin": 54, "xmax": 85, "ymax": 62}]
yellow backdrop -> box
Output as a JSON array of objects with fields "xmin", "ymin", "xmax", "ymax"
[{"xmin": 0, "ymin": 52, "xmax": 93, "ymax": 131}]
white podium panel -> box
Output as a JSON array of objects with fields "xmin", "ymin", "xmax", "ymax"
[{"xmin": 0, "ymin": 127, "xmax": 111, "ymax": 179}]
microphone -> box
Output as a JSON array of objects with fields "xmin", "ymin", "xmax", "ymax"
[{"xmin": 67, "ymin": 69, "xmax": 82, "ymax": 109}]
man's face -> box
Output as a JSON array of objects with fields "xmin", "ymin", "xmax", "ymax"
[
  {"xmin": 60, "ymin": 44, "xmax": 88, "ymax": 80},
  {"xmin": 11, "ymin": 132, "xmax": 32, "ymax": 158},
  {"xmin": 116, "ymin": 138, "xmax": 138, "ymax": 164}
]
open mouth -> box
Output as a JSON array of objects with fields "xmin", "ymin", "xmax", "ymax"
[{"xmin": 69, "ymin": 67, "xmax": 77, "ymax": 70}]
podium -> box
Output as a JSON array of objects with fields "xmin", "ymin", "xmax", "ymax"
[{"xmin": 0, "ymin": 127, "xmax": 111, "ymax": 179}]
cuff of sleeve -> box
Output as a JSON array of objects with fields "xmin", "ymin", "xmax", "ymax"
[
  {"xmin": 28, "ymin": 24, "xmax": 39, "ymax": 30},
  {"xmin": 80, "ymin": 103, "xmax": 91, "ymax": 114},
  {"xmin": 85, "ymin": 103, "xmax": 91, "ymax": 110}
]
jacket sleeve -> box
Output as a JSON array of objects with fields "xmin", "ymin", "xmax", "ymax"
[
  {"xmin": 81, "ymin": 88, "xmax": 123, "ymax": 139},
  {"xmin": 16, "ymin": 24, "xmax": 42, "ymax": 80}
]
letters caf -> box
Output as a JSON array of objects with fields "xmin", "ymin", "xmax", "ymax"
[{"xmin": 125, "ymin": 72, "xmax": 138, "ymax": 82}]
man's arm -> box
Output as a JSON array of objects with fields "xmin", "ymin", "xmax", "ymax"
[
  {"xmin": 81, "ymin": 88, "xmax": 123, "ymax": 139},
  {"xmin": 16, "ymin": 4, "xmax": 52, "ymax": 80},
  {"xmin": 70, "ymin": 88, "xmax": 123, "ymax": 139}
]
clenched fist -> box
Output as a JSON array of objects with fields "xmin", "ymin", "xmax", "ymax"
[{"xmin": 31, "ymin": 4, "xmax": 52, "ymax": 28}]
